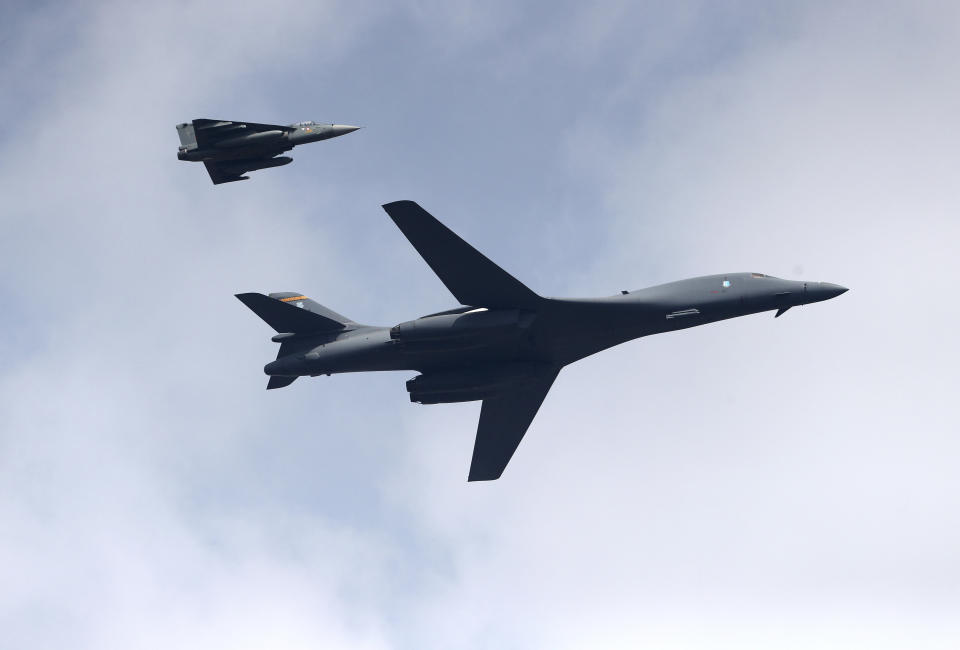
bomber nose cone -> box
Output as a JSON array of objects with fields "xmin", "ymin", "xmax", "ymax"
[
  {"xmin": 821, "ymin": 282, "xmax": 848, "ymax": 298},
  {"xmin": 806, "ymin": 281, "xmax": 849, "ymax": 304}
]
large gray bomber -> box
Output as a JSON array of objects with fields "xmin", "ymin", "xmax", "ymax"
[
  {"xmin": 237, "ymin": 201, "xmax": 848, "ymax": 481},
  {"xmin": 176, "ymin": 118, "xmax": 360, "ymax": 184}
]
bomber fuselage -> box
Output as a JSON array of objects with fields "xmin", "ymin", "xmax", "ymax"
[
  {"xmin": 239, "ymin": 200, "xmax": 849, "ymax": 480},
  {"xmin": 265, "ymin": 272, "xmax": 847, "ymax": 378}
]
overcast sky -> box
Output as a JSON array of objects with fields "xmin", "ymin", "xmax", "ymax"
[{"xmin": 1, "ymin": 1, "xmax": 959, "ymax": 649}]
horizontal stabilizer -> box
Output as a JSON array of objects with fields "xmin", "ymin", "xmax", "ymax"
[
  {"xmin": 267, "ymin": 375, "xmax": 298, "ymax": 390},
  {"xmin": 236, "ymin": 293, "xmax": 348, "ymax": 333},
  {"xmin": 382, "ymin": 201, "xmax": 541, "ymax": 309}
]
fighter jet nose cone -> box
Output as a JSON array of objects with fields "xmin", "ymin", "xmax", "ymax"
[{"xmin": 330, "ymin": 124, "xmax": 361, "ymax": 136}]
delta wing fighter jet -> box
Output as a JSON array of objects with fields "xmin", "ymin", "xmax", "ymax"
[
  {"xmin": 237, "ymin": 201, "xmax": 848, "ymax": 481},
  {"xmin": 176, "ymin": 119, "xmax": 360, "ymax": 184}
]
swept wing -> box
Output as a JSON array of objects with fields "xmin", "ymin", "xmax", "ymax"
[
  {"xmin": 382, "ymin": 200, "xmax": 542, "ymax": 309},
  {"xmin": 468, "ymin": 366, "xmax": 560, "ymax": 481}
]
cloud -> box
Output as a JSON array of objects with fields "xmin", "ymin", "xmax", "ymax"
[
  {"xmin": 0, "ymin": 2, "xmax": 398, "ymax": 648},
  {"xmin": 386, "ymin": 2, "xmax": 960, "ymax": 647},
  {"xmin": 1, "ymin": 1, "xmax": 958, "ymax": 649}
]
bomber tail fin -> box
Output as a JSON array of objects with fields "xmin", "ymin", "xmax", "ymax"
[
  {"xmin": 235, "ymin": 292, "xmax": 356, "ymax": 334},
  {"xmin": 267, "ymin": 375, "xmax": 298, "ymax": 390}
]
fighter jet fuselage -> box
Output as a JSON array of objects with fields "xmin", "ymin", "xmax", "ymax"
[
  {"xmin": 176, "ymin": 119, "xmax": 360, "ymax": 184},
  {"xmin": 237, "ymin": 201, "xmax": 848, "ymax": 480}
]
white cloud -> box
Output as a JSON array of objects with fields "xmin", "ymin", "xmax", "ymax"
[
  {"xmin": 1, "ymin": 1, "xmax": 958, "ymax": 649},
  {"xmin": 386, "ymin": 2, "xmax": 960, "ymax": 647},
  {"xmin": 0, "ymin": 2, "xmax": 395, "ymax": 649}
]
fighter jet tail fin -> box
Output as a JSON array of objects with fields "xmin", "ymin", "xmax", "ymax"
[
  {"xmin": 235, "ymin": 292, "xmax": 355, "ymax": 334},
  {"xmin": 176, "ymin": 122, "xmax": 198, "ymax": 151},
  {"xmin": 382, "ymin": 201, "xmax": 542, "ymax": 310}
]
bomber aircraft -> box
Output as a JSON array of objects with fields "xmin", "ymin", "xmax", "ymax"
[
  {"xmin": 237, "ymin": 201, "xmax": 848, "ymax": 481},
  {"xmin": 176, "ymin": 118, "xmax": 360, "ymax": 184}
]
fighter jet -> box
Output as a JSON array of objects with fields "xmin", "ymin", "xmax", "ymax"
[
  {"xmin": 237, "ymin": 201, "xmax": 848, "ymax": 481},
  {"xmin": 175, "ymin": 118, "xmax": 360, "ymax": 184}
]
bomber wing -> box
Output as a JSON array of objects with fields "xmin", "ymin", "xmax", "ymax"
[
  {"xmin": 382, "ymin": 201, "xmax": 542, "ymax": 310},
  {"xmin": 468, "ymin": 366, "xmax": 560, "ymax": 481}
]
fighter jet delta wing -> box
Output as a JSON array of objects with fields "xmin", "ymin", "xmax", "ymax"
[
  {"xmin": 203, "ymin": 160, "xmax": 248, "ymax": 185},
  {"xmin": 202, "ymin": 156, "xmax": 294, "ymax": 185},
  {"xmin": 382, "ymin": 200, "xmax": 542, "ymax": 310},
  {"xmin": 190, "ymin": 118, "xmax": 296, "ymax": 148}
]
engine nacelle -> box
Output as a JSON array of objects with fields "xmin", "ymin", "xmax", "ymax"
[
  {"xmin": 406, "ymin": 363, "xmax": 543, "ymax": 404},
  {"xmin": 390, "ymin": 309, "xmax": 522, "ymax": 349}
]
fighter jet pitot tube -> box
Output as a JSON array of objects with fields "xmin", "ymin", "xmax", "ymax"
[
  {"xmin": 236, "ymin": 201, "xmax": 848, "ymax": 481},
  {"xmin": 176, "ymin": 118, "xmax": 360, "ymax": 184}
]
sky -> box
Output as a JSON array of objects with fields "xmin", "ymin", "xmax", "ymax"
[{"xmin": 1, "ymin": 1, "xmax": 958, "ymax": 648}]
